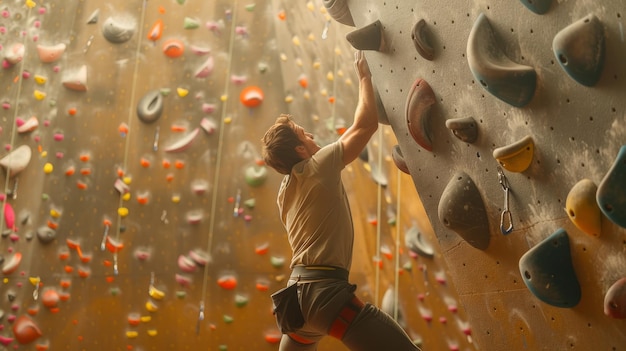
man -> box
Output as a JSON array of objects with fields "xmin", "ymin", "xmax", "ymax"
[{"xmin": 261, "ymin": 51, "xmax": 420, "ymax": 351}]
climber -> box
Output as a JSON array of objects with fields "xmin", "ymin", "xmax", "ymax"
[{"xmin": 261, "ymin": 51, "xmax": 420, "ymax": 351}]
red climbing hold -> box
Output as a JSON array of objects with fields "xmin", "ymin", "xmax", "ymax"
[{"xmin": 240, "ymin": 86, "xmax": 264, "ymax": 108}]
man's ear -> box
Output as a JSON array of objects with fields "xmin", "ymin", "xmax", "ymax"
[{"xmin": 295, "ymin": 145, "xmax": 307, "ymax": 158}]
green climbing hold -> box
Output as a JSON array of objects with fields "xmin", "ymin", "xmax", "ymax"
[
  {"xmin": 235, "ymin": 294, "xmax": 248, "ymax": 307},
  {"xmin": 176, "ymin": 0, "xmax": 185, "ymax": 4},
  {"xmin": 270, "ymin": 256, "xmax": 285, "ymax": 268},
  {"xmin": 160, "ymin": 88, "xmax": 171, "ymax": 96},
  {"xmin": 244, "ymin": 198, "xmax": 256, "ymax": 209},
  {"xmin": 184, "ymin": 17, "xmax": 200, "ymax": 29},
  {"xmin": 176, "ymin": 291, "xmax": 187, "ymax": 299},
  {"xmin": 223, "ymin": 315, "xmax": 234, "ymax": 323},
  {"xmin": 245, "ymin": 4, "xmax": 256, "ymax": 11}
]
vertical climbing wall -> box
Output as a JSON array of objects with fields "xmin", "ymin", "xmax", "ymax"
[
  {"xmin": 0, "ymin": 0, "xmax": 481, "ymax": 350},
  {"xmin": 335, "ymin": 0, "xmax": 626, "ymax": 350}
]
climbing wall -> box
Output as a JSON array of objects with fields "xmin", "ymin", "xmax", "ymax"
[
  {"xmin": 331, "ymin": 0, "xmax": 626, "ymax": 350},
  {"xmin": 0, "ymin": 0, "xmax": 481, "ymax": 350}
]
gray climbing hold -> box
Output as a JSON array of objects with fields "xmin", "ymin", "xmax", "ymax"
[
  {"xmin": 137, "ymin": 90, "xmax": 164, "ymax": 123},
  {"xmin": 553, "ymin": 14, "xmax": 605, "ymax": 87},
  {"xmin": 467, "ymin": 13, "xmax": 536, "ymax": 107},
  {"xmin": 406, "ymin": 78, "xmax": 436, "ymax": 151},
  {"xmin": 604, "ymin": 277, "xmax": 626, "ymax": 319},
  {"xmin": 322, "ymin": 0, "xmax": 354, "ymax": 27},
  {"xmin": 87, "ymin": 9, "xmax": 100, "ymax": 24},
  {"xmin": 102, "ymin": 16, "xmax": 136, "ymax": 44},
  {"xmin": 445, "ymin": 117, "xmax": 478, "ymax": 143},
  {"xmin": 404, "ymin": 224, "xmax": 434, "ymax": 258},
  {"xmin": 519, "ymin": 0, "xmax": 553, "ymax": 14},
  {"xmin": 438, "ymin": 171, "xmax": 490, "ymax": 250},
  {"xmin": 346, "ymin": 20, "xmax": 384, "ymax": 51},
  {"xmin": 411, "ymin": 19, "xmax": 434, "ymax": 61},
  {"xmin": 596, "ymin": 145, "xmax": 626, "ymax": 229},
  {"xmin": 518, "ymin": 228, "xmax": 581, "ymax": 308},
  {"xmin": 36, "ymin": 226, "xmax": 56, "ymax": 244},
  {"xmin": 391, "ymin": 145, "xmax": 410, "ymax": 174}
]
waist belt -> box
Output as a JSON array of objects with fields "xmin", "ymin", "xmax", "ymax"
[
  {"xmin": 329, "ymin": 296, "xmax": 364, "ymax": 339},
  {"xmin": 291, "ymin": 265, "xmax": 349, "ymax": 281}
]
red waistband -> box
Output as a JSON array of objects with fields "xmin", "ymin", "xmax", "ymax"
[{"xmin": 328, "ymin": 296, "xmax": 365, "ymax": 339}]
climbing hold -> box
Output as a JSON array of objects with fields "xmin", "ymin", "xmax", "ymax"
[
  {"xmin": 406, "ymin": 78, "xmax": 436, "ymax": 152},
  {"xmin": 177, "ymin": 255, "xmax": 197, "ymax": 272},
  {"xmin": 36, "ymin": 226, "xmax": 56, "ymax": 244},
  {"xmin": 438, "ymin": 171, "xmax": 490, "ymax": 250},
  {"xmin": 2, "ymin": 252, "xmax": 22, "ymax": 274},
  {"xmin": 137, "ymin": 90, "xmax": 164, "ymax": 123},
  {"xmin": 36, "ymin": 43, "xmax": 66, "ymax": 63},
  {"xmin": 553, "ymin": 14, "xmax": 605, "ymax": 87},
  {"xmin": 148, "ymin": 285, "xmax": 165, "ymax": 300},
  {"xmin": 163, "ymin": 39, "xmax": 185, "ymax": 58},
  {"xmin": 381, "ymin": 288, "xmax": 406, "ymax": 329},
  {"xmin": 373, "ymin": 85, "xmax": 390, "ymax": 125},
  {"xmin": 177, "ymin": 87, "xmax": 189, "ymax": 97},
  {"xmin": 467, "ymin": 13, "xmax": 536, "ymax": 107},
  {"xmin": 346, "ymin": 20, "xmax": 384, "ymax": 51},
  {"xmin": 565, "ymin": 179, "xmax": 601, "ymax": 237},
  {"xmin": 145, "ymin": 300, "xmax": 159, "ymax": 313},
  {"xmin": 270, "ymin": 256, "xmax": 285, "ymax": 268},
  {"xmin": 322, "ymin": 0, "xmax": 355, "ymax": 27},
  {"xmin": 519, "ymin": 0, "xmax": 553, "ymax": 14},
  {"xmin": 147, "ymin": 19, "xmax": 163, "ymax": 41},
  {"xmin": 184, "ymin": 17, "xmax": 200, "ymax": 30},
  {"xmin": 164, "ymin": 128, "xmax": 200, "ymax": 152},
  {"xmin": 445, "ymin": 117, "xmax": 478, "ymax": 143},
  {"xmin": 200, "ymin": 118, "xmax": 217, "ymax": 134},
  {"xmin": 493, "ymin": 135, "xmax": 534, "ymax": 173},
  {"xmin": 41, "ymin": 289, "xmax": 59, "ymax": 308},
  {"xmin": 4, "ymin": 203, "xmax": 15, "ymax": 230},
  {"xmin": 240, "ymin": 86, "xmax": 264, "ymax": 108},
  {"xmin": 190, "ymin": 45, "xmax": 211, "ymax": 55},
  {"xmin": 405, "ymin": 224, "xmax": 434, "ymax": 258},
  {"xmin": 186, "ymin": 211, "xmax": 203, "ymax": 224},
  {"xmin": 102, "ymin": 16, "xmax": 136, "ymax": 44},
  {"xmin": 195, "ymin": 56, "xmax": 215, "ymax": 78},
  {"xmin": 86, "ymin": 9, "xmax": 100, "ymax": 24},
  {"xmin": 244, "ymin": 165, "xmax": 268, "ymax": 187},
  {"xmin": 5, "ymin": 43, "xmax": 25, "ymax": 65},
  {"xmin": 597, "ymin": 145, "xmax": 626, "ymax": 229},
  {"xmin": 189, "ymin": 248, "xmax": 210, "ymax": 266},
  {"xmin": 604, "ymin": 277, "xmax": 626, "ymax": 319},
  {"xmin": 217, "ymin": 275, "xmax": 237, "ymax": 290},
  {"xmin": 0, "ymin": 145, "xmax": 32, "ymax": 176},
  {"xmin": 518, "ymin": 228, "xmax": 581, "ymax": 308},
  {"xmin": 12, "ymin": 315, "xmax": 42, "ymax": 344},
  {"xmin": 17, "ymin": 117, "xmax": 38, "ymax": 134},
  {"xmin": 234, "ymin": 294, "xmax": 248, "ymax": 307},
  {"xmin": 391, "ymin": 145, "xmax": 410, "ymax": 174},
  {"xmin": 33, "ymin": 90, "xmax": 46, "ymax": 100},
  {"xmin": 411, "ymin": 19, "xmax": 435, "ymax": 61},
  {"xmin": 62, "ymin": 65, "xmax": 87, "ymax": 91}
]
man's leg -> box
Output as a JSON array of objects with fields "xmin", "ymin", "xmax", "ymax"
[{"xmin": 340, "ymin": 303, "xmax": 420, "ymax": 351}]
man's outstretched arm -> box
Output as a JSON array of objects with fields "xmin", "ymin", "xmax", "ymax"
[{"xmin": 339, "ymin": 51, "xmax": 379, "ymax": 166}]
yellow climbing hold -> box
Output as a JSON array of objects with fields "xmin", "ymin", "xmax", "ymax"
[
  {"xmin": 123, "ymin": 176, "xmax": 132, "ymax": 185},
  {"xmin": 122, "ymin": 192, "xmax": 131, "ymax": 201},
  {"xmin": 140, "ymin": 316, "xmax": 152, "ymax": 323},
  {"xmin": 493, "ymin": 135, "xmax": 534, "ymax": 173},
  {"xmin": 34, "ymin": 75, "xmax": 47, "ymax": 85},
  {"xmin": 50, "ymin": 209, "xmax": 61, "ymax": 218},
  {"xmin": 177, "ymin": 88, "xmax": 188, "ymax": 97},
  {"xmin": 43, "ymin": 163, "xmax": 53, "ymax": 174},
  {"xmin": 34, "ymin": 90, "xmax": 46, "ymax": 100},
  {"xmin": 145, "ymin": 300, "xmax": 158, "ymax": 312},
  {"xmin": 284, "ymin": 95, "xmax": 294, "ymax": 103},
  {"xmin": 147, "ymin": 329, "xmax": 158, "ymax": 336},
  {"xmin": 41, "ymin": 151, "xmax": 47, "ymax": 157},
  {"xmin": 171, "ymin": 195, "xmax": 181, "ymax": 203},
  {"xmin": 224, "ymin": 116, "xmax": 232, "ymax": 124},
  {"xmin": 565, "ymin": 179, "xmax": 602, "ymax": 237},
  {"xmin": 126, "ymin": 331, "xmax": 139, "ymax": 338},
  {"xmin": 292, "ymin": 36, "xmax": 301, "ymax": 46},
  {"xmin": 3, "ymin": 278, "xmax": 8, "ymax": 284},
  {"xmin": 26, "ymin": 0, "xmax": 36, "ymax": 9},
  {"xmin": 149, "ymin": 285, "xmax": 165, "ymax": 300},
  {"xmin": 118, "ymin": 207, "xmax": 129, "ymax": 218},
  {"xmin": 326, "ymin": 72, "xmax": 334, "ymax": 81},
  {"xmin": 29, "ymin": 277, "xmax": 40, "ymax": 286},
  {"xmin": 220, "ymin": 94, "xmax": 228, "ymax": 102}
]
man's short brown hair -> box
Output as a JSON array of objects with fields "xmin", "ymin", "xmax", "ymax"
[{"xmin": 261, "ymin": 114, "xmax": 303, "ymax": 175}]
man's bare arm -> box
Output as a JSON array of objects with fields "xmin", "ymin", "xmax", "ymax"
[{"xmin": 339, "ymin": 51, "xmax": 379, "ymax": 166}]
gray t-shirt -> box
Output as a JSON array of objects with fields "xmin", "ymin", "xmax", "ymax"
[{"xmin": 277, "ymin": 141, "xmax": 354, "ymax": 270}]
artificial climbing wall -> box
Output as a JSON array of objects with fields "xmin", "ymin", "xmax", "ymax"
[
  {"xmin": 0, "ymin": 0, "xmax": 481, "ymax": 350},
  {"xmin": 333, "ymin": 0, "xmax": 626, "ymax": 350}
]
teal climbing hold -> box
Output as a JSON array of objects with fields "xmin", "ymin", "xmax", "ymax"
[
  {"xmin": 596, "ymin": 145, "xmax": 626, "ymax": 229},
  {"xmin": 467, "ymin": 13, "xmax": 536, "ymax": 107},
  {"xmin": 519, "ymin": 0, "xmax": 553, "ymax": 14},
  {"xmin": 437, "ymin": 171, "xmax": 490, "ymax": 250},
  {"xmin": 518, "ymin": 228, "xmax": 581, "ymax": 308},
  {"xmin": 553, "ymin": 14, "xmax": 605, "ymax": 87}
]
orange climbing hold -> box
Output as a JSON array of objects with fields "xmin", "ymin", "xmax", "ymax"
[
  {"xmin": 162, "ymin": 159, "xmax": 171, "ymax": 168},
  {"xmin": 163, "ymin": 39, "xmax": 185, "ymax": 58},
  {"xmin": 140, "ymin": 158, "xmax": 151, "ymax": 168},
  {"xmin": 147, "ymin": 19, "xmax": 164, "ymax": 41},
  {"xmin": 217, "ymin": 275, "xmax": 237, "ymax": 290},
  {"xmin": 240, "ymin": 86, "xmax": 264, "ymax": 108},
  {"xmin": 106, "ymin": 236, "xmax": 124, "ymax": 253},
  {"xmin": 68, "ymin": 107, "xmax": 77, "ymax": 116},
  {"xmin": 65, "ymin": 166, "xmax": 75, "ymax": 176},
  {"xmin": 277, "ymin": 10, "xmax": 286, "ymax": 21},
  {"xmin": 79, "ymin": 153, "xmax": 90, "ymax": 162},
  {"xmin": 76, "ymin": 180, "xmax": 88, "ymax": 190},
  {"xmin": 174, "ymin": 160, "xmax": 185, "ymax": 169}
]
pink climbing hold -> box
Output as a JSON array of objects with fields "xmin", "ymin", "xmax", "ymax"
[
  {"xmin": 604, "ymin": 277, "xmax": 626, "ymax": 319},
  {"xmin": 2, "ymin": 253, "xmax": 22, "ymax": 275},
  {"xmin": 4, "ymin": 202, "xmax": 15, "ymax": 231}
]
